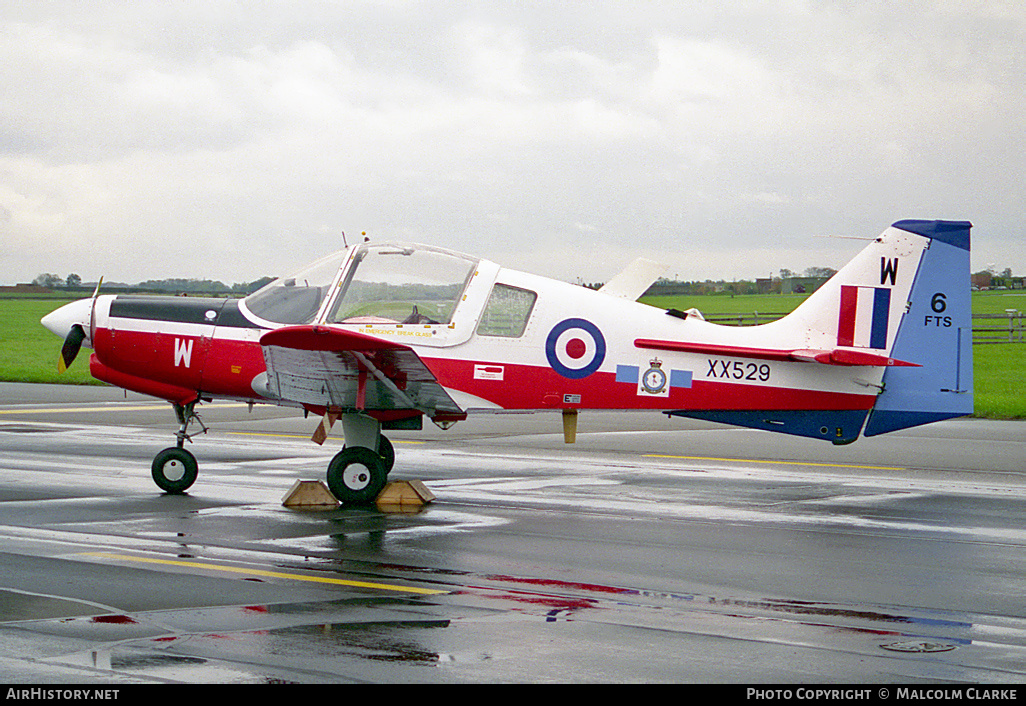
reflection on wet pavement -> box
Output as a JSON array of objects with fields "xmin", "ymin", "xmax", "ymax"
[{"xmin": 17, "ymin": 565, "xmax": 1017, "ymax": 683}]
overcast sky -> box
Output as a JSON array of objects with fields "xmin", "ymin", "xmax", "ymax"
[{"xmin": 2, "ymin": 1, "xmax": 1023, "ymax": 287}]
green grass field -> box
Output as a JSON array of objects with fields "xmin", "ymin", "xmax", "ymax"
[
  {"xmin": 3, "ymin": 294, "xmax": 1024, "ymax": 418},
  {"xmin": 969, "ymin": 292, "xmax": 1026, "ymax": 419},
  {"xmin": 641, "ymin": 288, "xmax": 1026, "ymax": 317},
  {"xmin": 2, "ymin": 299, "xmax": 99, "ymax": 386},
  {"xmin": 641, "ymin": 291, "xmax": 812, "ymax": 317}
]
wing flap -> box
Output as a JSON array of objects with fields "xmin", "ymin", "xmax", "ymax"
[{"xmin": 260, "ymin": 326, "xmax": 464, "ymax": 417}]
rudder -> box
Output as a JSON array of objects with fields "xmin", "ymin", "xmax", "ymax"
[{"xmin": 863, "ymin": 220, "xmax": 973, "ymax": 435}]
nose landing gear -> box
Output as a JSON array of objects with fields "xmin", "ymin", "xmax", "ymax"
[{"xmin": 151, "ymin": 401, "xmax": 205, "ymax": 494}]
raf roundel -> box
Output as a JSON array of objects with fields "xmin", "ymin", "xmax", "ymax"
[{"xmin": 545, "ymin": 318, "xmax": 607, "ymax": 379}]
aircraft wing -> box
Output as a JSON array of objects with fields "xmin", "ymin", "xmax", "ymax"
[{"xmin": 260, "ymin": 326, "xmax": 464, "ymax": 419}]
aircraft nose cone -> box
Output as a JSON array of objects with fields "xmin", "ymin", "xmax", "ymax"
[{"xmin": 41, "ymin": 298, "xmax": 92, "ymax": 339}]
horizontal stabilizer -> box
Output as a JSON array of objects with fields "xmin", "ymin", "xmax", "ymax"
[{"xmin": 635, "ymin": 339, "xmax": 918, "ymax": 367}]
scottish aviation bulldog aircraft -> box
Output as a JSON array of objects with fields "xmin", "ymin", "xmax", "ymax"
[{"xmin": 41, "ymin": 219, "xmax": 972, "ymax": 503}]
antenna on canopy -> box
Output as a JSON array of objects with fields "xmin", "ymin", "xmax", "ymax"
[
  {"xmin": 363, "ymin": 231, "xmax": 369, "ymax": 242},
  {"xmin": 341, "ymin": 231, "xmax": 348, "ymax": 248}
]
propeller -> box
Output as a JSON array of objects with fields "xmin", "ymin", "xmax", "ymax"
[{"xmin": 58, "ymin": 325, "xmax": 86, "ymax": 373}]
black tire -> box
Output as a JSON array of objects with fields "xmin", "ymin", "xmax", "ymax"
[
  {"xmin": 326, "ymin": 447, "xmax": 387, "ymax": 504},
  {"xmin": 152, "ymin": 447, "xmax": 198, "ymax": 494},
  {"xmin": 377, "ymin": 435, "xmax": 395, "ymax": 475},
  {"xmin": 342, "ymin": 436, "xmax": 395, "ymax": 475}
]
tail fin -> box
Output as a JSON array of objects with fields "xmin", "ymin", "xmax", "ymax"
[
  {"xmin": 862, "ymin": 220, "xmax": 973, "ymax": 435},
  {"xmin": 782, "ymin": 219, "xmax": 973, "ymax": 436},
  {"xmin": 666, "ymin": 219, "xmax": 973, "ymax": 443}
]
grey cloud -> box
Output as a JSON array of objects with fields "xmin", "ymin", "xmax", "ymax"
[{"xmin": 1, "ymin": 1, "xmax": 1023, "ymax": 285}]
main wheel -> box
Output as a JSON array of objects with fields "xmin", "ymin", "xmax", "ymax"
[
  {"xmin": 152, "ymin": 447, "xmax": 198, "ymax": 494},
  {"xmin": 341, "ymin": 436, "xmax": 395, "ymax": 475},
  {"xmin": 326, "ymin": 447, "xmax": 387, "ymax": 505}
]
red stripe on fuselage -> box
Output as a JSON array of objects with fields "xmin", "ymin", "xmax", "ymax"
[
  {"xmin": 92, "ymin": 327, "xmax": 207, "ymax": 391},
  {"xmin": 200, "ymin": 336, "xmax": 269, "ymax": 397},
  {"xmin": 92, "ymin": 324, "xmax": 875, "ymax": 413}
]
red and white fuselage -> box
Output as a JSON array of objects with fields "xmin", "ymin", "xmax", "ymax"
[{"xmin": 43, "ymin": 220, "xmax": 974, "ymax": 447}]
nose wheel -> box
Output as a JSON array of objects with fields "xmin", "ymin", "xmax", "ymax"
[{"xmin": 152, "ymin": 447, "xmax": 198, "ymax": 494}]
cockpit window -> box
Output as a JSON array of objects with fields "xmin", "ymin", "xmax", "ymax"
[
  {"xmin": 242, "ymin": 250, "xmax": 347, "ymax": 325},
  {"xmin": 328, "ymin": 244, "xmax": 478, "ymax": 325},
  {"xmin": 477, "ymin": 284, "xmax": 537, "ymax": 337}
]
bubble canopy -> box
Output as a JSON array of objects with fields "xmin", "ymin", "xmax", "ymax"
[
  {"xmin": 328, "ymin": 244, "xmax": 479, "ymax": 325},
  {"xmin": 241, "ymin": 243, "xmax": 479, "ymax": 326}
]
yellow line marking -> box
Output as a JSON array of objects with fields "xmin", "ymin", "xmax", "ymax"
[
  {"xmin": 83, "ymin": 552, "xmax": 446, "ymax": 595},
  {"xmin": 0, "ymin": 405, "xmax": 168, "ymax": 415},
  {"xmin": 227, "ymin": 431, "xmax": 424, "ymax": 444},
  {"xmin": 643, "ymin": 454, "xmax": 905, "ymax": 471},
  {"xmin": 0, "ymin": 403, "xmax": 249, "ymax": 415}
]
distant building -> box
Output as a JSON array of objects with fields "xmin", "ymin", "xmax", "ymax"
[
  {"xmin": 0, "ymin": 283, "xmax": 53, "ymax": 294},
  {"xmin": 781, "ymin": 277, "xmax": 829, "ymax": 295}
]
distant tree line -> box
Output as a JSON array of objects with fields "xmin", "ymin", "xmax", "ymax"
[
  {"xmin": 623, "ymin": 265, "xmax": 841, "ymax": 297},
  {"xmin": 32, "ymin": 273, "xmax": 83, "ymax": 289},
  {"xmin": 33, "ymin": 262, "xmax": 1018, "ymax": 298},
  {"xmin": 31, "ymin": 273, "xmax": 275, "ymax": 296},
  {"xmin": 135, "ymin": 277, "xmax": 276, "ymax": 295}
]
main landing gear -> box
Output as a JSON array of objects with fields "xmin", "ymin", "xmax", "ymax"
[
  {"xmin": 325, "ymin": 414, "xmax": 394, "ymax": 505},
  {"xmin": 149, "ymin": 403, "xmax": 395, "ymax": 504}
]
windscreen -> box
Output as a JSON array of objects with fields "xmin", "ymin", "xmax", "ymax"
[{"xmin": 242, "ymin": 250, "xmax": 349, "ymax": 325}]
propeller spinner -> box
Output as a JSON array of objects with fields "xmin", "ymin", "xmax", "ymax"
[{"xmin": 41, "ymin": 297, "xmax": 95, "ymax": 373}]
